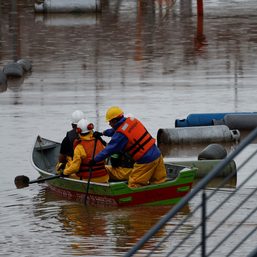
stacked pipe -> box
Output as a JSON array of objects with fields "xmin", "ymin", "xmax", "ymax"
[{"xmin": 34, "ymin": 0, "xmax": 102, "ymax": 13}]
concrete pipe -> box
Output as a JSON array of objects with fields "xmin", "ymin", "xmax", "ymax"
[
  {"xmin": 198, "ymin": 143, "xmax": 227, "ymax": 160},
  {"xmin": 157, "ymin": 125, "xmax": 240, "ymax": 145},
  {"xmin": 3, "ymin": 63, "xmax": 24, "ymax": 77},
  {"xmin": 17, "ymin": 59, "xmax": 32, "ymax": 72},
  {"xmin": 35, "ymin": 0, "xmax": 102, "ymax": 13},
  {"xmin": 171, "ymin": 159, "xmax": 237, "ymax": 178}
]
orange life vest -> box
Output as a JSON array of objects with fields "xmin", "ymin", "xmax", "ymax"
[
  {"xmin": 116, "ymin": 117, "xmax": 155, "ymax": 161},
  {"xmin": 73, "ymin": 139, "xmax": 107, "ymax": 179}
]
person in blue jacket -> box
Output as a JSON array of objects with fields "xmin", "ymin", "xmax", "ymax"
[{"xmin": 91, "ymin": 106, "xmax": 167, "ymax": 188}]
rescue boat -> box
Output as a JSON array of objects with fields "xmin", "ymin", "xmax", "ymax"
[{"xmin": 28, "ymin": 136, "xmax": 196, "ymax": 207}]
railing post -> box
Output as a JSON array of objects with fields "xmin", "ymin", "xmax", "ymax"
[
  {"xmin": 202, "ymin": 190, "xmax": 206, "ymax": 257},
  {"xmin": 197, "ymin": 0, "xmax": 204, "ymax": 16}
]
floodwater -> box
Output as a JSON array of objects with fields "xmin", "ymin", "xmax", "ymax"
[{"xmin": 1, "ymin": 0, "xmax": 257, "ymax": 256}]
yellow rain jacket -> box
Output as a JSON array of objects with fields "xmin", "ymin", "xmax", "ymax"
[{"xmin": 63, "ymin": 132, "xmax": 109, "ymax": 183}]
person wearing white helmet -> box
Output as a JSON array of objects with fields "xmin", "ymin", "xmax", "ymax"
[
  {"xmin": 61, "ymin": 118, "xmax": 109, "ymax": 182},
  {"xmin": 56, "ymin": 110, "xmax": 85, "ymax": 172},
  {"xmin": 71, "ymin": 110, "xmax": 85, "ymax": 125}
]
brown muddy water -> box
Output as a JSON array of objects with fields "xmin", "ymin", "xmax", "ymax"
[{"xmin": 1, "ymin": 0, "xmax": 257, "ymax": 256}]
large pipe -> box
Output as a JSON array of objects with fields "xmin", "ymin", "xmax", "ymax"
[
  {"xmin": 198, "ymin": 143, "xmax": 227, "ymax": 160},
  {"xmin": 17, "ymin": 59, "xmax": 32, "ymax": 72},
  {"xmin": 171, "ymin": 159, "xmax": 237, "ymax": 178},
  {"xmin": 3, "ymin": 63, "xmax": 24, "ymax": 77},
  {"xmin": 35, "ymin": 0, "xmax": 101, "ymax": 13},
  {"xmin": 157, "ymin": 125, "xmax": 240, "ymax": 145},
  {"xmin": 175, "ymin": 112, "xmax": 256, "ymax": 127},
  {"xmin": 213, "ymin": 114, "xmax": 257, "ymax": 131}
]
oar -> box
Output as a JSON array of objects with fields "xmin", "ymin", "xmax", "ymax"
[
  {"xmin": 14, "ymin": 174, "xmax": 61, "ymax": 189},
  {"xmin": 84, "ymin": 137, "xmax": 98, "ymax": 205}
]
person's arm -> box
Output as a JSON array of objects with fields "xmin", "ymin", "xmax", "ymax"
[
  {"xmin": 59, "ymin": 136, "xmax": 69, "ymax": 155},
  {"xmin": 103, "ymin": 128, "xmax": 115, "ymax": 137},
  {"xmin": 63, "ymin": 145, "xmax": 85, "ymax": 175},
  {"xmin": 94, "ymin": 132, "xmax": 128, "ymax": 163}
]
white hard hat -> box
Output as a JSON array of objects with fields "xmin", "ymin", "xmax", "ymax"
[
  {"xmin": 77, "ymin": 118, "xmax": 94, "ymax": 134},
  {"xmin": 71, "ymin": 110, "xmax": 84, "ymax": 125}
]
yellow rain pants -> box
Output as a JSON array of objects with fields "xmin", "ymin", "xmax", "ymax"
[
  {"xmin": 106, "ymin": 155, "xmax": 167, "ymax": 188},
  {"xmin": 128, "ymin": 155, "xmax": 167, "ymax": 188},
  {"xmin": 105, "ymin": 165, "xmax": 133, "ymax": 181}
]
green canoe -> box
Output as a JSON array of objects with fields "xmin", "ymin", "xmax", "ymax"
[{"xmin": 31, "ymin": 136, "xmax": 196, "ymax": 207}]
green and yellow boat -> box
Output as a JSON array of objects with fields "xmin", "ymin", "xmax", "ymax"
[{"xmin": 30, "ymin": 136, "xmax": 196, "ymax": 207}]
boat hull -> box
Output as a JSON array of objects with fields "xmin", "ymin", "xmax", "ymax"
[{"xmin": 32, "ymin": 136, "xmax": 196, "ymax": 207}]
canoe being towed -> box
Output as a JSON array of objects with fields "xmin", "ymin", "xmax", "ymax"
[{"xmin": 31, "ymin": 136, "xmax": 196, "ymax": 207}]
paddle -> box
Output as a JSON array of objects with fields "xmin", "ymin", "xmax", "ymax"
[
  {"xmin": 84, "ymin": 137, "xmax": 98, "ymax": 205},
  {"xmin": 14, "ymin": 174, "xmax": 61, "ymax": 189}
]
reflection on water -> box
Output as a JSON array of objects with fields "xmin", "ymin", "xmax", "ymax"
[
  {"xmin": 31, "ymin": 186, "xmax": 191, "ymax": 256},
  {"xmin": 1, "ymin": 0, "xmax": 257, "ymax": 256},
  {"xmin": 194, "ymin": 176, "xmax": 237, "ymax": 189},
  {"xmin": 34, "ymin": 13, "xmax": 100, "ymax": 27}
]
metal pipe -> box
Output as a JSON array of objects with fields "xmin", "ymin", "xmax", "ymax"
[
  {"xmin": 35, "ymin": 0, "xmax": 101, "ymax": 13},
  {"xmin": 202, "ymin": 190, "xmax": 206, "ymax": 257}
]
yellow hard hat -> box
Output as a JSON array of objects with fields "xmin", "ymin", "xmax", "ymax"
[{"xmin": 105, "ymin": 106, "xmax": 124, "ymax": 122}]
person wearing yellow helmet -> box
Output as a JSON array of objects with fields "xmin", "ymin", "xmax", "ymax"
[
  {"xmin": 105, "ymin": 106, "xmax": 124, "ymax": 122},
  {"xmin": 90, "ymin": 106, "xmax": 167, "ymax": 188}
]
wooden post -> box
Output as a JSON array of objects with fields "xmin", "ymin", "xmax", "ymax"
[{"xmin": 197, "ymin": 0, "xmax": 203, "ymax": 17}]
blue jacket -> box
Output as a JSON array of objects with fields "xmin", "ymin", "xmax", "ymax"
[{"xmin": 94, "ymin": 117, "xmax": 161, "ymax": 164}]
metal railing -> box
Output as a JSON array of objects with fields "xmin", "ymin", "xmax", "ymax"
[{"xmin": 125, "ymin": 128, "xmax": 257, "ymax": 257}]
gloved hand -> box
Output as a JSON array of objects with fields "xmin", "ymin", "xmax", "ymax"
[
  {"xmin": 56, "ymin": 168, "xmax": 65, "ymax": 175},
  {"xmin": 88, "ymin": 159, "xmax": 96, "ymax": 166},
  {"xmin": 59, "ymin": 172, "xmax": 68, "ymax": 178},
  {"xmin": 56, "ymin": 169, "xmax": 61, "ymax": 175},
  {"xmin": 56, "ymin": 162, "xmax": 66, "ymax": 172},
  {"xmin": 93, "ymin": 131, "xmax": 103, "ymax": 139}
]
